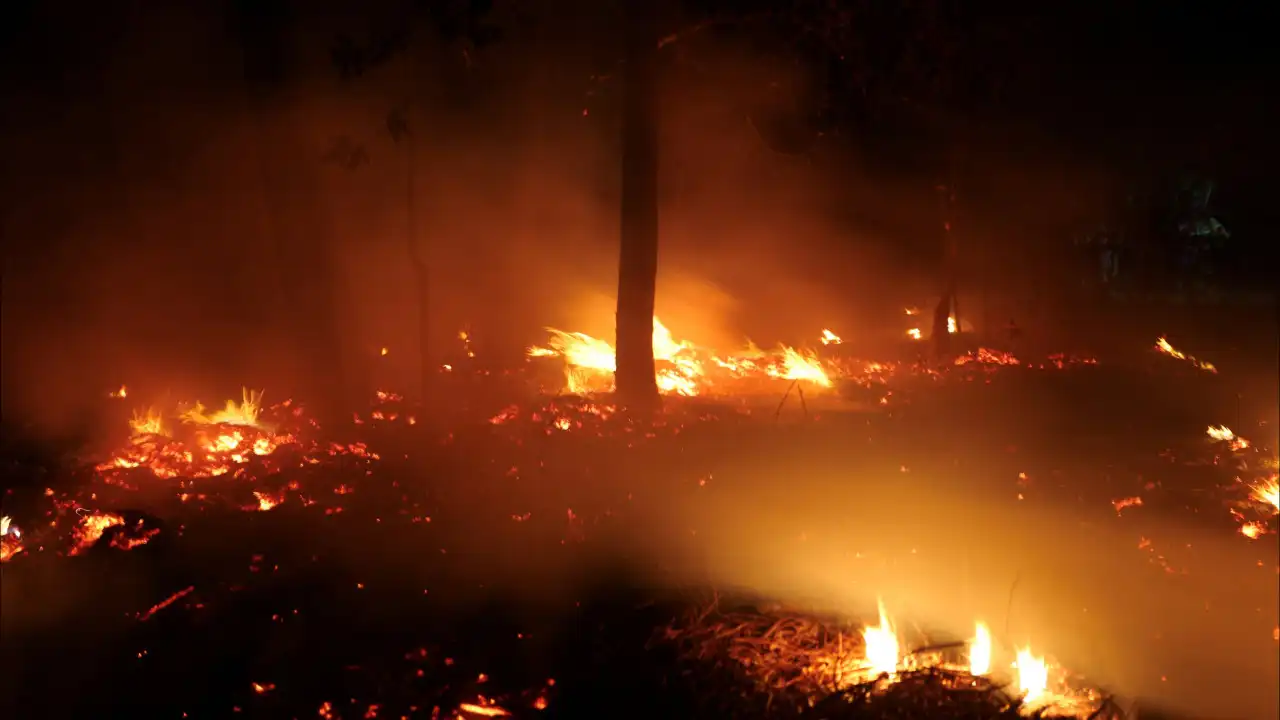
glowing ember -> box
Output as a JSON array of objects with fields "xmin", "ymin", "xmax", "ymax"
[
  {"xmin": 969, "ymin": 622, "xmax": 992, "ymax": 676},
  {"xmin": 861, "ymin": 600, "xmax": 899, "ymax": 678},
  {"xmin": 458, "ymin": 698, "xmax": 512, "ymax": 717},
  {"xmin": 954, "ymin": 348, "xmax": 1020, "ymax": 366},
  {"xmin": 1239, "ymin": 521, "xmax": 1266, "ymax": 540},
  {"xmin": 71, "ymin": 511, "xmax": 126, "ymax": 554},
  {"xmin": 109, "ymin": 385, "xmax": 129, "ymax": 398},
  {"xmin": 820, "ymin": 329, "xmax": 842, "ymax": 345},
  {"xmin": 1014, "ymin": 647, "xmax": 1048, "ymax": 703},
  {"xmin": 1111, "ymin": 496, "xmax": 1143, "ymax": 514},
  {"xmin": 906, "ymin": 328, "xmax": 922, "ymax": 340},
  {"xmin": 1154, "ymin": 336, "xmax": 1216, "ymax": 373}
]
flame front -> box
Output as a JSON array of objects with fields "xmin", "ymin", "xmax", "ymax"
[
  {"xmin": 1155, "ymin": 336, "xmax": 1216, "ymax": 373},
  {"xmin": 529, "ymin": 318, "xmax": 839, "ymax": 397}
]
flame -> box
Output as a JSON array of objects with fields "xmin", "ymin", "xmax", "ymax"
[
  {"xmin": 130, "ymin": 408, "xmax": 166, "ymax": 438},
  {"xmin": 770, "ymin": 346, "xmax": 832, "ymax": 387},
  {"xmin": 1207, "ymin": 425, "xmax": 1250, "ymax": 451},
  {"xmin": 109, "ymin": 385, "xmax": 128, "ymax": 398},
  {"xmin": 1, "ymin": 518, "xmax": 24, "ymax": 562},
  {"xmin": 1015, "ymin": 647, "xmax": 1048, "ymax": 703},
  {"xmin": 861, "ymin": 600, "xmax": 899, "ymax": 678},
  {"xmin": 180, "ymin": 388, "xmax": 265, "ymax": 427},
  {"xmin": 1155, "ymin": 336, "xmax": 1217, "ymax": 373},
  {"xmin": 101, "ymin": 389, "xmax": 306, "ymax": 479},
  {"xmin": 254, "ymin": 490, "xmax": 283, "ymax": 512},
  {"xmin": 820, "ymin": 329, "xmax": 842, "ymax": 345},
  {"xmin": 71, "ymin": 511, "xmax": 126, "ymax": 554},
  {"xmin": 1251, "ymin": 476, "xmax": 1279, "ymax": 513},
  {"xmin": 969, "ymin": 622, "xmax": 992, "ymax": 676},
  {"xmin": 528, "ymin": 318, "xmax": 697, "ymax": 397},
  {"xmin": 906, "ymin": 328, "xmax": 922, "ymax": 340}
]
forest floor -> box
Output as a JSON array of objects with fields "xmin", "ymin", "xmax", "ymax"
[{"xmin": 1, "ymin": 328, "xmax": 1276, "ymax": 720}]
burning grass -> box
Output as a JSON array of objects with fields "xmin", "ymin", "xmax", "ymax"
[
  {"xmin": 662, "ymin": 599, "xmax": 1112, "ymax": 719},
  {"xmin": 0, "ymin": 326, "xmax": 1274, "ymax": 718}
]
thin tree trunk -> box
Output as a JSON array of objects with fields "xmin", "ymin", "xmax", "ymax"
[
  {"xmin": 939, "ymin": 166, "xmax": 960, "ymax": 334},
  {"xmin": 615, "ymin": 0, "xmax": 660, "ymax": 413},
  {"xmin": 235, "ymin": 0, "xmax": 350, "ymax": 419},
  {"xmin": 404, "ymin": 38, "xmax": 432, "ymax": 402}
]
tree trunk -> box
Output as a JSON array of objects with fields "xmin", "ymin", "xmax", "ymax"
[
  {"xmin": 407, "ymin": 132, "xmax": 432, "ymax": 400},
  {"xmin": 235, "ymin": 0, "xmax": 351, "ymax": 420},
  {"xmin": 615, "ymin": 0, "xmax": 660, "ymax": 413}
]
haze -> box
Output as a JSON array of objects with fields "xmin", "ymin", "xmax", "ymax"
[{"xmin": 1, "ymin": 3, "xmax": 1274, "ymax": 718}]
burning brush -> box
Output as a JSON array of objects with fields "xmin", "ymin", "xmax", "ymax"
[{"xmin": 663, "ymin": 598, "xmax": 1112, "ymax": 719}]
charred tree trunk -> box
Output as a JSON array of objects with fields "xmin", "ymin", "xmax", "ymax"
[{"xmin": 615, "ymin": 0, "xmax": 660, "ymax": 413}]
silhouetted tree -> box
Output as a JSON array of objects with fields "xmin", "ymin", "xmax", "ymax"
[
  {"xmin": 327, "ymin": 1, "xmax": 497, "ymax": 402},
  {"xmin": 230, "ymin": 0, "xmax": 353, "ymax": 416},
  {"xmin": 614, "ymin": 0, "xmax": 661, "ymax": 413}
]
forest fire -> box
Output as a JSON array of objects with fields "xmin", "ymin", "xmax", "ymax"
[
  {"xmin": 0, "ymin": 322, "xmax": 1270, "ymax": 719},
  {"xmin": 529, "ymin": 319, "xmax": 856, "ymax": 396}
]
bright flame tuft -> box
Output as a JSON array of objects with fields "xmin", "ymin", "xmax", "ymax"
[
  {"xmin": 861, "ymin": 600, "xmax": 899, "ymax": 678},
  {"xmin": 130, "ymin": 408, "xmax": 166, "ymax": 438},
  {"xmin": 969, "ymin": 622, "xmax": 992, "ymax": 676},
  {"xmin": 1251, "ymin": 476, "xmax": 1279, "ymax": 513},
  {"xmin": 180, "ymin": 389, "xmax": 265, "ymax": 427},
  {"xmin": 1015, "ymin": 647, "xmax": 1048, "ymax": 703}
]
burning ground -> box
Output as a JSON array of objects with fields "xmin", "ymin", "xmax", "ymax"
[{"xmin": 0, "ymin": 327, "xmax": 1276, "ymax": 719}]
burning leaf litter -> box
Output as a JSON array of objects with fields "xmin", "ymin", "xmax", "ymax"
[
  {"xmin": 1154, "ymin": 336, "xmax": 1217, "ymax": 373},
  {"xmin": 667, "ymin": 599, "xmax": 1108, "ymax": 718},
  {"xmin": 0, "ymin": 325, "xmax": 1269, "ymax": 717}
]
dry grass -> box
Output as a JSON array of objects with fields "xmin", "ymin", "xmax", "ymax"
[{"xmin": 659, "ymin": 595, "xmax": 1127, "ymax": 720}]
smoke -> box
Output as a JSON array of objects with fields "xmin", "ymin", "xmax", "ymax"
[{"xmin": 2, "ymin": 4, "xmax": 1122, "ymax": 436}]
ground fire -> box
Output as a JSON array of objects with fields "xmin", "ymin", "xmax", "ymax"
[{"xmin": 2, "ymin": 318, "xmax": 1275, "ymax": 719}]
